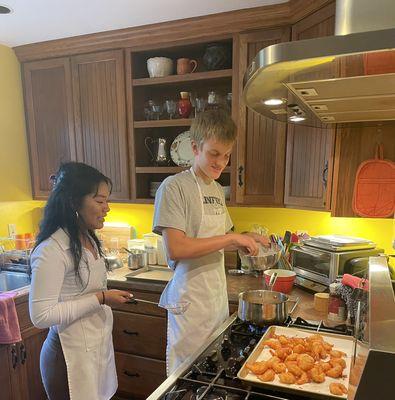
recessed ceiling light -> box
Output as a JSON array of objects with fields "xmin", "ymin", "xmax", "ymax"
[
  {"xmin": 263, "ymin": 98, "xmax": 285, "ymax": 106},
  {"xmin": 0, "ymin": 5, "xmax": 11, "ymax": 14},
  {"xmin": 289, "ymin": 115, "xmax": 306, "ymax": 122}
]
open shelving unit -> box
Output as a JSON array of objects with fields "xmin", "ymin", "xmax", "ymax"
[{"xmin": 126, "ymin": 38, "xmax": 234, "ymax": 203}]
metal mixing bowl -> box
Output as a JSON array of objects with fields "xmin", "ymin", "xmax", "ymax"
[{"xmin": 238, "ymin": 244, "xmax": 281, "ymax": 271}]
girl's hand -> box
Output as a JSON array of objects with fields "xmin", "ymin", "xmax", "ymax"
[{"xmin": 96, "ymin": 289, "xmax": 133, "ymax": 307}]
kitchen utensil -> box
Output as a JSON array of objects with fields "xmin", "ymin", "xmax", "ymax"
[
  {"xmin": 264, "ymin": 269, "xmax": 296, "ymax": 293},
  {"xmin": 238, "ymin": 244, "xmax": 281, "ymax": 272},
  {"xmin": 267, "ymin": 271, "xmax": 278, "ymax": 290},
  {"xmin": 147, "ymin": 57, "xmax": 173, "ymax": 77},
  {"xmin": 238, "ymin": 289, "xmax": 299, "ymax": 326},
  {"xmin": 105, "ymin": 255, "xmax": 123, "ymax": 270},
  {"xmin": 145, "ymin": 137, "xmax": 169, "ymax": 165},
  {"xmin": 127, "ymin": 249, "xmax": 148, "ymax": 270},
  {"xmin": 127, "ymin": 298, "xmax": 190, "ymax": 315},
  {"xmin": 170, "ymin": 130, "xmax": 194, "ymax": 167}
]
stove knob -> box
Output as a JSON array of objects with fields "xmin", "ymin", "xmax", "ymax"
[
  {"xmin": 222, "ymin": 336, "xmax": 231, "ymax": 350},
  {"xmin": 242, "ymin": 346, "xmax": 251, "ymax": 356},
  {"xmin": 249, "ymin": 339, "xmax": 257, "ymax": 347},
  {"xmin": 227, "ymin": 357, "xmax": 236, "ymax": 368},
  {"xmin": 208, "ymin": 350, "xmax": 218, "ymax": 362},
  {"xmin": 235, "ymin": 355, "xmax": 246, "ymax": 369}
]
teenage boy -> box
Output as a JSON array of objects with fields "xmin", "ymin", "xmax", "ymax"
[{"xmin": 153, "ymin": 109, "xmax": 267, "ymax": 374}]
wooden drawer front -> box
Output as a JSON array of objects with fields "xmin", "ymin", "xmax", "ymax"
[
  {"xmin": 115, "ymin": 352, "xmax": 166, "ymax": 400},
  {"xmin": 16, "ymin": 301, "xmax": 33, "ymax": 332},
  {"xmin": 113, "ymin": 311, "xmax": 166, "ymax": 359},
  {"xmin": 111, "ymin": 291, "xmax": 166, "ymax": 317}
]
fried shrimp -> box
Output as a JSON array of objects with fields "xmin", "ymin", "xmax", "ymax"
[
  {"xmin": 278, "ymin": 335, "xmax": 290, "ymax": 346},
  {"xmin": 286, "ymin": 362, "xmax": 303, "ymax": 377},
  {"xmin": 246, "ymin": 361, "xmax": 269, "ymax": 375},
  {"xmin": 330, "ymin": 350, "xmax": 346, "ymax": 358},
  {"xmin": 273, "ymin": 347, "xmax": 292, "ymax": 360},
  {"xmin": 330, "ymin": 358, "xmax": 346, "ymax": 369},
  {"xmin": 297, "ymin": 354, "xmax": 315, "ymax": 371},
  {"xmin": 264, "ymin": 339, "xmax": 281, "ymax": 350},
  {"xmin": 329, "ymin": 382, "xmax": 348, "ymax": 396},
  {"xmin": 293, "ymin": 344, "xmax": 306, "ymax": 354},
  {"xmin": 272, "ymin": 362, "xmax": 287, "ymax": 374},
  {"xmin": 285, "ymin": 353, "xmax": 299, "ymax": 362},
  {"xmin": 279, "ymin": 372, "xmax": 296, "ymax": 384},
  {"xmin": 296, "ymin": 371, "xmax": 310, "ymax": 385},
  {"xmin": 326, "ymin": 365, "xmax": 343, "ymax": 378},
  {"xmin": 257, "ymin": 369, "xmax": 275, "ymax": 382},
  {"xmin": 318, "ymin": 361, "xmax": 332, "ymax": 372},
  {"xmin": 309, "ymin": 366, "xmax": 326, "ymax": 383}
]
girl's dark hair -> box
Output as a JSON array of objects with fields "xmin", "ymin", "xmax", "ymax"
[{"xmin": 33, "ymin": 162, "xmax": 112, "ymax": 286}]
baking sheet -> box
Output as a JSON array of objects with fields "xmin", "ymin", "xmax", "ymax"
[{"xmin": 237, "ymin": 325, "xmax": 354, "ymax": 399}]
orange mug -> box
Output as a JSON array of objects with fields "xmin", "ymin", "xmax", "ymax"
[{"xmin": 176, "ymin": 58, "xmax": 198, "ymax": 75}]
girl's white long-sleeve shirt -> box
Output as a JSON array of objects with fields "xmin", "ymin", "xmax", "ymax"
[{"xmin": 29, "ymin": 228, "xmax": 105, "ymax": 330}]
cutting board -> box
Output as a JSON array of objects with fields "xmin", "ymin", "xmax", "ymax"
[{"xmin": 97, "ymin": 223, "xmax": 136, "ymax": 251}]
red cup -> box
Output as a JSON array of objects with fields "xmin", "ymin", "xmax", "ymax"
[{"xmin": 264, "ymin": 269, "xmax": 296, "ymax": 294}]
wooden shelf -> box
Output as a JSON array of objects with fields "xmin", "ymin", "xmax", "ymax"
[
  {"xmin": 135, "ymin": 166, "xmax": 231, "ymax": 174},
  {"xmin": 134, "ymin": 119, "xmax": 192, "ymax": 128},
  {"xmin": 132, "ymin": 69, "xmax": 232, "ymax": 86}
]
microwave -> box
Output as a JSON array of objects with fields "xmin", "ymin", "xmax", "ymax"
[{"xmin": 291, "ymin": 245, "xmax": 383, "ymax": 292}]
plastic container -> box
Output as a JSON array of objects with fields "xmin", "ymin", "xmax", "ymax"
[
  {"xmin": 328, "ymin": 281, "xmax": 347, "ymax": 322},
  {"xmin": 127, "ymin": 239, "xmax": 145, "ymax": 251},
  {"xmin": 263, "ymin": 269, "xmax": 296, "ymax": 294},
  {"xmin": 314, "ymin": 292, "xmax": 330, "ymax": 314}
]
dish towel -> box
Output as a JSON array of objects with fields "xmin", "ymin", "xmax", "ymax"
[{"xmin": 0, "ymin": 292, "xmax": 22, "ymax": 344}]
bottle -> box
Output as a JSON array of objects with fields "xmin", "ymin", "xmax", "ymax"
[{"xmin": 328, "ymin": 281, "xmax": 347, "ymax": 322}]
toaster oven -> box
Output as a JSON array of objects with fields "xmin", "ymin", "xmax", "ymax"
[{"xmin": 291, "ymin": 245, "xmax": 383, "ymax": 292}]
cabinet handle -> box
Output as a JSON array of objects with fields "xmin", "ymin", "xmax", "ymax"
[
  {"xmin": 238, "ymin": 165, "xmax": 244, "ymax": 187},
  {"xmin": 322, "ymin": 161, "xmax": 328, "ymax": 189},
  {"xmin": 123, "ymin": 329, "xmax": 139, "ymax": 336},
  {"xmin": 20, "ymin": 343, "xmax": 27, "ymax": 364},
  {"xmin": 11, "ymin": 344, "xmax": 18, "ymax": 369},
  {"xmin": 124, "ymin": 370, "xmax": 140, "ymax": 378}
]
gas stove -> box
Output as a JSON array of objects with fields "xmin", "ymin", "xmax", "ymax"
[{"xmin": 148, "ymin": 314, "xmax": 352, "ymax": 400}]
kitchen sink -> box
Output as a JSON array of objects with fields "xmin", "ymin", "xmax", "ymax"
[
  {"xmin": 0, "ymin": 271, "xmax": 31, "ymax": 293},
  {"xmin": 125, "ymin": 265, "xmax": 173, "ymax": 283}
]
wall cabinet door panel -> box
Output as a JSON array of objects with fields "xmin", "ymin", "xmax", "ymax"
[
  {"xmin": 237, "ymin": 28, "xmax": 290, "ymax": 205},
  {"xmin": 71, "ymin": 50, "xmax": 130, "ymax": 200},
  {"xmin": 23, "ymin": 58, "xmax": 76, "ymax": 198}
]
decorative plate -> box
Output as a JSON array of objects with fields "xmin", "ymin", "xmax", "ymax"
[{"xmin": 170, "ymin": 131, "xmax": 194, "ymax": 167}]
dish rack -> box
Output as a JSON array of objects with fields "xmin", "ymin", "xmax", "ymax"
[{"xmin": 0, "ymin": 237, "xmax": 32, "ymax": 272}]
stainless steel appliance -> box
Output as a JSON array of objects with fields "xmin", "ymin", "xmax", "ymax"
[
  {"xmin": 291, "ymin": 236, "xmax": 382, "ymax": 292},
  {"xmin": 243, "ymin": 0, "xmax": 395, "ymax": 127}
]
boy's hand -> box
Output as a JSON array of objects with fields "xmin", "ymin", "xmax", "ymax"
[
  {"xmin": 229, "ymin": 233, "xmax": 259, "ymax": 255},
  {"xmin": 242, "ymin": 232, "xmax": 270, "ymax": 247}
]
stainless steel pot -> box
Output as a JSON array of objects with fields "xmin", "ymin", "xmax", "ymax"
[{"xmin": 238, "ymin": 289, "xmax": 299, "ymax": 327}]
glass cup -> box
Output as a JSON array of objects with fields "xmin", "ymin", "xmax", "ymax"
[
  {"xmin": 195, "ymin": 97, "xmax": 207, "ymax": 116},
  {"xmin": 164, "ymin": 100, "xmax": 177, "ymax": 119}
]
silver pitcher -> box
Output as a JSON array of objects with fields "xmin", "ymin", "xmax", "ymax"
[{"xmin": 144, "ymin": 137, "xmax": 169, "ymax": 165}]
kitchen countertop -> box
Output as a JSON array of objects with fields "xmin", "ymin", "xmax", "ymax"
[{"xmin": 107, "ymin": 266, "xmax": 327, "ymax": 322}]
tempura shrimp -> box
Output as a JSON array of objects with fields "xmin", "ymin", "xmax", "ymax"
[
  {"xmin": 257, "ymin": 368, "xmax": 275, "ymax": 382},
  {"xmin": 330, "ymin": 350, "xmax": 346, "ymax": 358},
  {"xmin": 246, "ymin": 361, "xmax": 269, "ymax": 375},
  {"xmin": 279, "ymin": 372, "xmax": 296, "ymax": 384},
  {"xmin": 329, "ymin": 382, "xmax": 348, "ymax": 396},
  {"xmin": 326, "ymin": 364, "xmax": 343, "ymax": 379}
]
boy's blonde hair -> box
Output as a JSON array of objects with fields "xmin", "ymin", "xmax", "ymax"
[{"xmin": 190, "ymin": 109, "xmax": 236, "ymax": 147}]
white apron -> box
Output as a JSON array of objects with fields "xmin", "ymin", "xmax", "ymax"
[
  {"xmin": 57, "ymin": 254, "xmax": 117, "ymax": 400},
  {"xmin": 160, "ymin": 168, "xmax": 229, "ymax": 375}
]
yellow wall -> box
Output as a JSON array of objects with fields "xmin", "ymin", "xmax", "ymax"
[
  {"xmin": 0, "ymin": 44, "xmax": 393, "ymax": 255},
  {"xmin": 0, "ymin": 45, "xmax": 40, "ymax": 237}
]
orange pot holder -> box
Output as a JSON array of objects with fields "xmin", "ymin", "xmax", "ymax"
[{"xmin": 352, "ymin": 144, "xmax": 395, "ymax": 218}]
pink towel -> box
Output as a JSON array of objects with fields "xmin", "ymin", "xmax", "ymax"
[{"xmin": 0, "ymin": 292, "xmax": 22, "ymax": 344}]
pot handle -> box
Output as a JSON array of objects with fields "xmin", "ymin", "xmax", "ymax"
[{"xmin": 286, "ymin": 297, "xmax": 299, "ymax": 315}]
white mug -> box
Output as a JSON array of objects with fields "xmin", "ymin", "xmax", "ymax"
[{"xmin": 147, "ymin": 57, "xmax": 173, "ymax": 78}]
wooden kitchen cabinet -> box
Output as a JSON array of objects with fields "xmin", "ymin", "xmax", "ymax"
[
  {"xmin": 236, "ymin": 28, "xmax": 290, "ymax": 205},
  {"xmin": 284, "ymin": 125, "xmax": 335, "ymax": 209},
  {"xmin": 109, "ymin": 286, "xmax": 167, "ymax": 399},
  {"xmin": 23, "ymin": 57, "xmax": 76, "ymax": 199},
  {"xmin": 0, "ymin": 297, "xmax": 47, "ymax": 400},
  {"xmin": 71, "ymin": 50, "xmax": 130, "ymax": 201},
  {"xmin": 284, "ymin": 2, "xmax": 336, "ymax": 210}
]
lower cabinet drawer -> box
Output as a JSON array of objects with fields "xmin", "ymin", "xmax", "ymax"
[
  {"xmin": 115, "ymin": 352, "xmax": 166, "ymax": 400},
  {"xmin": 113, "ymin": 310, "xmax": 166, "ymax": 359}
]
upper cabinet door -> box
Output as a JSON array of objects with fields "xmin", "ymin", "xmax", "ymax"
[
  {"xmin": 23, "ymin": 58, "xmax": 76, "ymax": 199},
  {"xmin": 284, "ymin": 2, "xmax": 336, "ymax": 210},
  {"xmin": 71, "ymin": 50, "xmax": 130, "ymax": 200},
  {"xmin": 236, "ymin": 28, "xmax": 291, "ymax": 205},
  {"xmin": 284, "ymin": 126, "xmax": 334, "ymax": 209}
]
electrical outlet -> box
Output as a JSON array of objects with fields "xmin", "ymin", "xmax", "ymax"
[{"xmin": 8, "ymin": 224, "xmax": 16, "ymax": 238}]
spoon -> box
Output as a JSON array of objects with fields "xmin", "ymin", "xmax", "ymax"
[{"xmin": 127, "ymin": 298, "xmax": 190, "ymax": 315}]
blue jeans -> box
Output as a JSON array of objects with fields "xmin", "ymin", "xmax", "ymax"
[{"xmin": 40, "ymin": 328, "xmax": 70, "ymax": 400}]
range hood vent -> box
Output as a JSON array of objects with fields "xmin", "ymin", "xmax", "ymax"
[{"xmin": 243, "ymin": 0, "xmax": 395, "ymax": 127}]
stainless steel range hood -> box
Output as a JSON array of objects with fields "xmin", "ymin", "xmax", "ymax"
[{"xmin": 243, "ymin": 0, "xmax": 395, "ymax": 127}]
